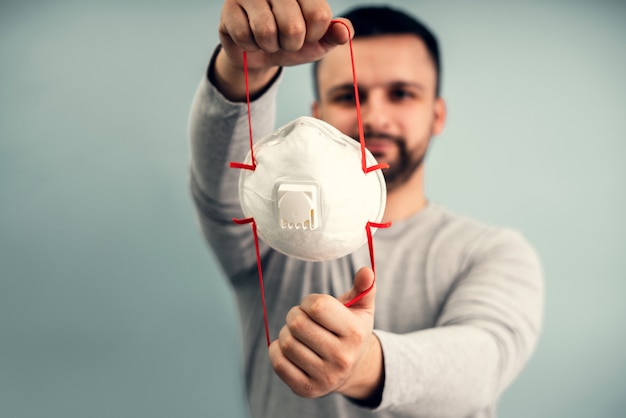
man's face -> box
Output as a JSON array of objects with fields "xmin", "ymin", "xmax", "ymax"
[{"xmin": 313, "ymin": 34, "xmax": 446, "ymax": 191}]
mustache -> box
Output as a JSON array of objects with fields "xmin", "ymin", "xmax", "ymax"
[{"xmin": 351, "ymin": 131, "xmax": 404, "ymax": 144}]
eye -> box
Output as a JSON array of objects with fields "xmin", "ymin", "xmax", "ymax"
[
  {"xmin": 389, "ymin": 88, "xmax": 416, "ymax": 101},
  {"xmin": 330, "ymin": 91, "xmax": 356, "ymax": 105},
  {"xmin": 327, "ymin": 87, "xmax": 368, "ymax": 107},
  {"xmin": 332, "ymin": 92, "xmax": 355, "ymax": 103}
]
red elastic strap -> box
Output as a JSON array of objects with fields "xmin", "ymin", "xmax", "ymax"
[
  {"xmin": 343, "ymin": 221, "xmax": 392, "ymax": 308},
  {"xmin": 233, "ymin": 217, "xmax": 271, "ymax": 347},
  {"xmin": 229, "ymin": 51, "xmax": 256, "ymax": 171},
  {"xmin": 230, "ymin": 22, "xmax": 392, "ymax": 347},
  {"xmin": 330, "ymin": 19, "xmax": 389, "ymax": 175}
]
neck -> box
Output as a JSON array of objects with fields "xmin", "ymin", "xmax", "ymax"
[{"xmin": 382, "ymin": 166, "xmax": 427, "ymax": 223}]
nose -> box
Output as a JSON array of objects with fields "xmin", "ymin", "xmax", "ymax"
[{"xmin": 360, "ymin": 91, "xmax": 391, "ymax": 133}]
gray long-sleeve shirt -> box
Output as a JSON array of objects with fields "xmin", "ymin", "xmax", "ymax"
[{"xmin": 188, "ymin": 58, "xmax": 543, "ymax": 418}]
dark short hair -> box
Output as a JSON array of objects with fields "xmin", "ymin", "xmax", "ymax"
[{"xmin": 313, "ymin": 5, "xmax": 442, "ymax": 98}]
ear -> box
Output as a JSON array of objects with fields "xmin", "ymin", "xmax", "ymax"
[
  {"xmin": 432, "ymin": 97, "xmax": 447, "ymax": 136},
  {"xmin": 311, "ymin": 100, "xmax": 320, "ymax": 119}
]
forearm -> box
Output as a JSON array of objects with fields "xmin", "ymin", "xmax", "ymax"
[
  {"xmin": 188, "ymin": 46, "xmax": 281, "ymax": 201},
  {"xmin": 188, "ymin": 47, "xmax": 282, "ymax": 277},
  {"xmin": 374, "ymin": 326, "xmax": 502, "ymax": 416},
  {"xmin": 372, "ymin": 229, "xmax": 544, "ymax": 416}
]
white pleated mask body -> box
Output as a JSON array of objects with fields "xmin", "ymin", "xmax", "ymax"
[{"xmin": 238, "ymin": 116, "xmax": 387, "ymax": 261}]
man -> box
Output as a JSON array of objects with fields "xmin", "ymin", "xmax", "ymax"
[{"xmin": 188, "ymin": 2, "xmax": 543, "ymax": 417}]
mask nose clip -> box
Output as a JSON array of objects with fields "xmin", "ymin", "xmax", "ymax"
[{"xmin": 276, "ymin": 181, "xmax": 321, "ymax": 231}]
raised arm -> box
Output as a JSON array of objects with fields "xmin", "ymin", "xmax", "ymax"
[{"xmin": 188, "ymin": 0, "xmax": 353, "ymax": 279}]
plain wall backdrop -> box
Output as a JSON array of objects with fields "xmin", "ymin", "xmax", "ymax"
[{"xmin": 1, "ymin": 0, "xmax": 625, "ymax": 417}]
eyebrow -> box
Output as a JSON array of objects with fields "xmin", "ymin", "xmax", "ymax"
[{"xmin": 389, "ymin": 81, "xmax": 426, "ymax": 92}]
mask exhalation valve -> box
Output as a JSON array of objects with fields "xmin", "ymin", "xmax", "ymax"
[{"xmin": 276, "ymin": 181, "xmax": 320, "ymax": 231}]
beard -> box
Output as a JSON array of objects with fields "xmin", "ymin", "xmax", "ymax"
[{"xmin": 354, "ymin": 131, "xmax": 430, "ymax": 192}]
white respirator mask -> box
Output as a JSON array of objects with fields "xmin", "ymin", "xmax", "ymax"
[{"xmin": 235, "ymin": 116, "xmax": 387, "ymax": 261}]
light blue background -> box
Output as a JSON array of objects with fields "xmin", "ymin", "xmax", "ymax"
[{"xmin": 1, "ymin": 0, "xmax": 624, "ymax": 417}]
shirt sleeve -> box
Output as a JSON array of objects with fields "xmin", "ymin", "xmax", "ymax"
[
  {"xmin": 188, "ymin": 46, "xmax": 282, "ymax": 281},
  {"xmin": 373, "ymin": 228, "xmax": 544, "ymax": 416}
]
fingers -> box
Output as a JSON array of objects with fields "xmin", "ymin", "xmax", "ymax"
[
  {"xmin": 298, "ymin": 0, "xmax": 333, "ymax": 43},
  {"xmin": 219, "ymin": 1, "xmax": 259, "ymax": 52},
  {"xmin": 268, "ymin": 339, "xmax": 313, "ymax": 397},
  {"xmin": 270, "ymin": 0, "xmax": 306, "ymax": 51},
  {"xmin": 269, "ymin": 336, "xmax": 339, "ymax": 398},
  {"xmin": 219, "ymin": 0, "xmax": 336, "ymax": 54},
  {"xmin": 246, "ymin": 2, "xmax": 280, "ymax": 52},
  {"xmin": 269, "ymin": 308, "xmax": 348, "ymax": 398},
  {"xmin": 300, "ymin": 294, "xmax": 352, "ymax": 337},
  {"xmin": 268, "ymin": 313, "xmax": 334, "ymax": 398},
  {"xmin": 275, "ymin": 320, "xmax": 325, "ymax": 372},
  {"xmin": 285, "ymin": 305, "xmax": 340, "ymax": 359}
]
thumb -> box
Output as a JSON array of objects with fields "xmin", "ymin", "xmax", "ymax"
[
  {"xmin": 341, "ymin": 267, "xmax": 376, "ymax": 310},
  {"xmin": 319, "ymin": 18, "xmax": 354, "ymax": 51}
]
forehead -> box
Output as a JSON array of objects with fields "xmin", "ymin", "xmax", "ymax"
[{"xmin": 317, "ymin": 34, "xmax": 436, "ymax": 94}]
